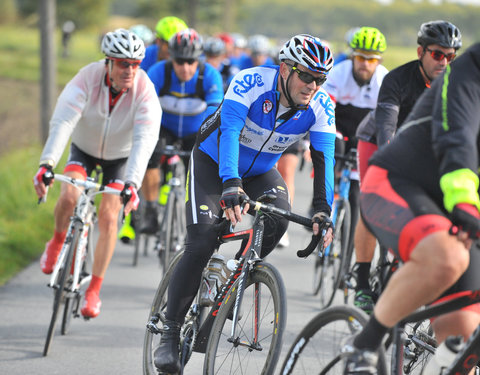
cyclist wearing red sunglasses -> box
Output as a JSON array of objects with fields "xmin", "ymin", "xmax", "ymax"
[
  {"xmin": 33, "ymin": 29, "xmax": 162, "ymax": 318},
  {"xmin": 343, "ymin": 40, "xmax": 480, "ymax": 375},
  {"xmin": 353, "ymin": 20, "xmax": 462, "ymax": 314}
]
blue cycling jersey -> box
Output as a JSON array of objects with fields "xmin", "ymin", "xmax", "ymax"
[
  {"xmin": 148, "ymin": 60, "xmax": 224, "ymax": 138},
  {"xmin": 199, "ymin": 65, "xmax": 336, "ymax": 209},
  {"xmin": 141, "ymin": 44, "xmax": 159, "ymax": 72}
]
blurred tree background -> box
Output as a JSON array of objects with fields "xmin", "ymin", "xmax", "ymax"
[{"xmin": 4, "ymin": 0, "xmax": 479, "ymax": 48}]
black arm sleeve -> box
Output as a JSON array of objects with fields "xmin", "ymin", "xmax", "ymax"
[{"xmin": 310, "ymin": 144, "xmax": 331, "ymax": 216}]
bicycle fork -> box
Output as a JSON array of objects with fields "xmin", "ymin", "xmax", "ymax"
[{"xmin": 227, "ymin": 223, "xmax": 264, "ymax": 352}]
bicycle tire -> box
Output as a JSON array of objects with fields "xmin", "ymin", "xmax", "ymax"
[
  {"xmin": 204, "ymin": 262, "xmax": 287, "ymax": 375},
  {"xmin": 162, "ymin": 189, "xmax": 176, "ymax": 272},
  {"xmin": 143, "ymin": 249, "xmax": 185, "ymax": 375},
  {"xmin": 61, "ymin": 224, "xmax": 93, "ymax": 335},
  {"xmin": 165, "ymin": 189, "xmax": 187, "ymax": 270},
  {"xmin": 43, "ymin": 225, "xmax": 78, "ymax": 356},
  {"xmin": 336, "ymin": 199, "xmax": 352, "ymax": 289},
  {"xmin": 132, "ymin": 205, "xmax": 143, "ymax": 266},
  {"xmin": 316, "ymin": 199, "xmax": 351, "ymax": 308},
  {"xmin": 279, "ymin": 305, "xmax": 387, "ymax": 375}
]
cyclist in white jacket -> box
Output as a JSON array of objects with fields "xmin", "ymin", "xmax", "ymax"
[{"xmin": 33, "ymin": 29, "xmax": 162, "ymax": 318}]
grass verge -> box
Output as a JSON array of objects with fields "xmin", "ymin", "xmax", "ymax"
[{"xmin": 0, "ymin": 145, "xmax": 61, "ymax": 286}]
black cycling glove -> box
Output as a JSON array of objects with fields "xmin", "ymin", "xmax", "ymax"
[
  {"xmin": 219, "ymin": 178, "xmax": 248, "ymax": 210},
  {"xmin": 450, "ymin": 203, "xmax": 480, "ymax": 239}
]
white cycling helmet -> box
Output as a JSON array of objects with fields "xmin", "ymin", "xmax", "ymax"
[
  {"xmin": 129, "ymin": 24, "xmax": 155, "ymax": 46},
  {"xmin": 101, "ymin": 28, "xmax": 145, "ymax": 60},
  {"xmin": 248, "ymin": 34, "xmax": 270, "ymax": 55},
  {"xmin": 279, "ymin": 34, "xmax": 334, "ymax": 74}
]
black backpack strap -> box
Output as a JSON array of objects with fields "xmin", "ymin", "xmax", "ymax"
[
  {"xmin": 159, "ymin": 60, "xmax": 173, "ymax": 97},
  {"xmin": 195, "ymin": 61, "xmax": 206, "ymax": 100}
]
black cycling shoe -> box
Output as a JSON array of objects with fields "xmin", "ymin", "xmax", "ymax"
[
  {"xmin": 154, "ymin": 320, "xmax": 182, "ymax": 374},
  {"xmin": 140, "ymin": 202, "xmax": 159, "ymax": 234},
  {"xmin": 341, "ymin": 335, "xmax": 378, "ymax": 375},
  {"xmin": 353, "ymin": 289, "xmax": 377, "ymax": 315}
]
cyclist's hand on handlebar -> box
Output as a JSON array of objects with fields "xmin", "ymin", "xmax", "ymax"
[
  {"xmin": 312, "ymin": 211, "xmax": 333, "ymax": 248},
  {"xmin": 450, "ymin": 203, "xmax": 480, "ymax": 241},
  {"xmin": 121, "ymin": 181, "xmax": 139, "ymax": 215},
  {"xmin": 33, "ymin": 164, "xmax": 54, "ymax": 198},
  {"xmin": 220, "ymin": 179, "xmax": 249, "ymax": 225}
]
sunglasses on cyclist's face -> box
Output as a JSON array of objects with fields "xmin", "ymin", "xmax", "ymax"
[
  {"xmin": 289, "ymin": 65, "xmax": 327, "ymax": 86},
  {"xmin": 174, "ymin": 58, "xmax": 197, "ymax": 65},
  {"xmin": 352, "ymin": 52, "xmax": 382, "ymax": 63},
  {"xmin": 425, "ymin": 47, "xmax": 456, "ymax": 63},
  {"xmin": 111, "ymin": 58, "xmax": 141, "ymax": 69}
]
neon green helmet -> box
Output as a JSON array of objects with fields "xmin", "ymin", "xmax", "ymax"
[
  {"xmin": 155, "ymin": 16, "xmax": 187, "ymax": 42},
  {"xmin": 349, "ymin": 27, "xmax": 387, "ymax": 53}
]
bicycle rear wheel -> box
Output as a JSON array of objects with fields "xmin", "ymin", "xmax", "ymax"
[
  {"xmin": 279, "ymin": 305, "xmax": 387, "ymax": 375},
  {"xmin": 143, "ymin": 249, "xmax": 185, "ymax": 375},
  {"xmin": 204, "ymin": 262, "xmax": 287, "ymax": 375},
  {"xmin": 43, "ymin": 227, "xmax": 77, "ymax": 356}
]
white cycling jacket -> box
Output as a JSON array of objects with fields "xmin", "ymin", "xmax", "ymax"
[{"xmin": 39, "ymin": 60, "xmax": 162, "ymax": 187}]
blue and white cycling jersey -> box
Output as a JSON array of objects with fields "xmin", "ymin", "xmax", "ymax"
[
  {"xmin": 148, "ymin": 60, "xmax": 224, "ymax": 138},
  {"xmin": 199, "ymin": 65, "xmax": 336, "ymax": 210},
  {"xmin": 140, "ymin": 44, "xmax": 159, "ymax": 72}
]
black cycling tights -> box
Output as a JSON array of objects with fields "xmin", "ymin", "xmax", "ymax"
[{"xmin": 166, "ymin": 212, "xmax": 289, "ymax": 323}]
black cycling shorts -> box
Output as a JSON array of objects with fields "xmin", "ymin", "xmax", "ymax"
[
  {"xmin": 360, "ymin": 165, "xmax": 480, "ymax": 313},
  {"xmin": 64, "ymin": 143, "xmax": 127, "ymax": 187}
]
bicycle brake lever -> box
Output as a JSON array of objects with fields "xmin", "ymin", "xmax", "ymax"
[
  {"xmin": 38, "ymin": 186, "xmax": 49, "ymax": 204},
  {"xmin": 296, "ymin": 232, "xmax": 322, "ymax": 258}
]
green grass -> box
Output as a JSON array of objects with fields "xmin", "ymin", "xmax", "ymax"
[
  {"xmin": 0, "ymin": 24, "xmax": 103, "ymax": 85},
  {"xmin": 0, "ymin": 145, "xmax": 62, "ymax": 285}
]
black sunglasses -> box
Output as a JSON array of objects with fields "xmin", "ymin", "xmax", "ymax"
[
  {"xmin": 425, "ymin": 47, "xmax": 456, "ymax": 63},
  {"xmin": 174, "ymin": 58, "xmax": 197, "ymax": 65},
  {"xmin": 290, "ymin": 65, "xmax": 327, "ymax": 86}
]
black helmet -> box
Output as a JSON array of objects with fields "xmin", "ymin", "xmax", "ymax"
[
  {"xmin": 417, "ymin": 20, "xmax": 462, "ymax": 50},
  {"xmin": 168, "ymin": 28, "xmax": 203, "ymax": 59}
]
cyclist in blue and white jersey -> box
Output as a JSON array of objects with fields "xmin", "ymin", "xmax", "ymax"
[
  {"xmin": 139, "ymin": 28, "xmax": 224, "ymax": 234},
  {"xmin": 153, "ymin": 34, "xmax": 336, "ymax": 374}
]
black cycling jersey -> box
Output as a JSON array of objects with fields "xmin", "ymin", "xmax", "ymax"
[
  {"xmin": 356, "ymin": 60, "xmax": 428, "ymax": 145},
  {"xmin": 369, "ymin": 42, "xmax": 480, "ymax": 210}
]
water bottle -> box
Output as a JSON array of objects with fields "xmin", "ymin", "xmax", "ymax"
[
  {"xmin": 422, "ymin": 336, "xmax": 463, "ymax": 375},
  {"xmin": 199, "ymin": 254, "xmax": 228, "ymax": 306},
  {"xmin": 158, "ymin": 183, "xmax": 170, "ymax": 206}
]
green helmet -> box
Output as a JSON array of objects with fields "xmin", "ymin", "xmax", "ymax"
[
  {"xmin": 155, "ymin": 16, "xmax": 187, "ymax": 41},
  {"xmin": 349, "ymin": 27, "xmax": 387, "ymax": 53}
]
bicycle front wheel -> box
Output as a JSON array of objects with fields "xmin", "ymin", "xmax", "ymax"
[
  {"xmin": 143, "ymin": 249, "xmax": 185, "ymax": 375},
  {"xmin": 43, "ymin": 226, "xmax": 77, "ymax": 356},
  {"xmin": 164, "ymin": 189, "xmax": 186, "ymax": 270},
  {"xmin": 204, "ymin": 262, "xmax": 287, "ymax": 375},
  {"xmin": 279, "ymin": 305, "xmax": 387, "ymax": 375}
]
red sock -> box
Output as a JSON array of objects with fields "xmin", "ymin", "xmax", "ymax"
[
  {"xmin": 87, "ymin": 275, "xmax": 104, "ymax": 295},
  {"xmin": 53, "ymin": 230, "xmax": 67, "ymax": 244}
]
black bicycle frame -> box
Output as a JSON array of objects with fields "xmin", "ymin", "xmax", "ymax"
[
  {"xmin": 193, "ymin": 214, "xmax": 265, "ymax": 353},
  {"xmin": 390, "ymin": 289, "xmax": 480, "ymax": 375}
]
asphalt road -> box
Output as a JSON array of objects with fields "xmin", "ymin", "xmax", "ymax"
[{"xmin": 0, "ymin": 165, "xmax": 344, "ymax": 375}]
